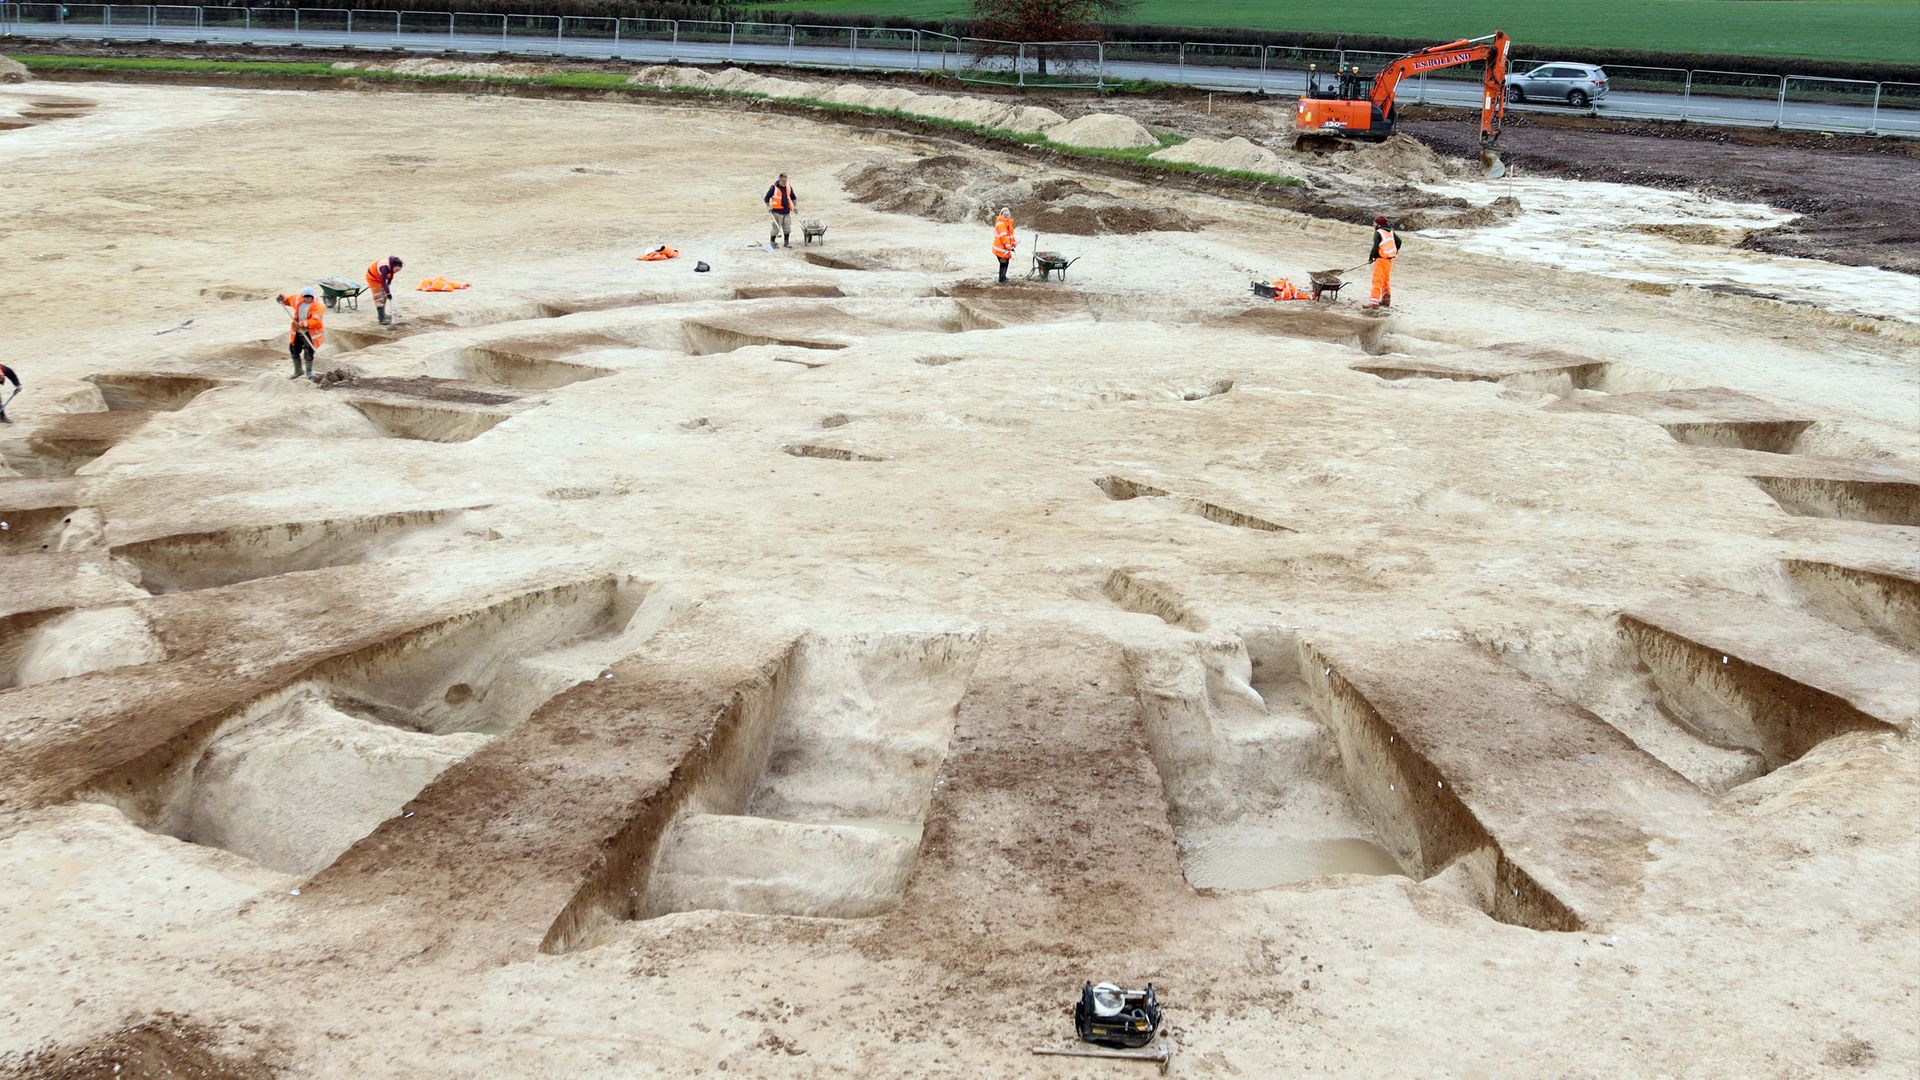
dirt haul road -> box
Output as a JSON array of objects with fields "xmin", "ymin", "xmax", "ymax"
[{"xmin": 0, "ymin": 79, "xmax": 1916, "ymax": 1078}]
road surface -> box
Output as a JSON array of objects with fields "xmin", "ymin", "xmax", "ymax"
[{"xmin": 4, "ymin": 17, "xmax": 1913, "ymax": 137}]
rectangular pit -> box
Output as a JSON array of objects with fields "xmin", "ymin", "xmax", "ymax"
[
  {"xmin": 72, "ymin": 576, "xmax": 672, "ymax": 875},
  {"xmin": 111, "ymin": 507, "xmax": 493, "ymax": 594}
]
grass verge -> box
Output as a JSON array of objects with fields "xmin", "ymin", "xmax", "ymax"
[{"xmin": 12, "ymin": 55, "xmax": 1303, "ymax": 186}]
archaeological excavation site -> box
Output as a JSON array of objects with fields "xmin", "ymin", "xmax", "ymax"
[{"xmin": 0, "ymin": 49, "xmax": 1915, "ymax": 1080}]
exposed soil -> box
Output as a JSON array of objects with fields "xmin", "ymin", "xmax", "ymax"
[
  {"xmin": 0, "ymin": 1013, "xmax": 274, "ymax": 1080},
  {"xmin": 840, "ymin": 153, "xmax": 1201, "ymax": 234},
  {"xmin": 1399, "ymin": 108, "xmax": 1920, "ymax": 274}
]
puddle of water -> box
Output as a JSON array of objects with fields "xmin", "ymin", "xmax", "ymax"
[
  {"xmin": 1183, "ymin": 831, "xmax": 1402, "ymax": 890},
  {"xmin": 1418, "ymin": 175, "xmax": 1920, "ymax": 324}
]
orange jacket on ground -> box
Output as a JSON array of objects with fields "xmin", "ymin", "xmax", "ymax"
[
  {"xmin": 416, "ymin": 277, "xmax": 471, "ymax": 292},
  {"xmin": 1269, "ymin": 278, "xmax": 1310, "ymax": 301},
  {"xmin": 366, "ymin": 259, "xmax": 397, "ymax": 296},
  {"xmin": 637, "ymin": 246, "xmax": 679, "ymax": 262},
  {"xmin": 992, "ymin": 215, "xmax": 1016, "ymax": 260},
  {"xmin": 278, "ymin": 292, "xmax": 324, "ymax": 346}
]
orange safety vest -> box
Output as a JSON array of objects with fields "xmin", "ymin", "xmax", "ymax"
[
  {"xmin": 992, "ymin": 214, "xmax": 1017, "ymax": 260},
  {"xmin": 768, "ymin": 181, "xmax": 793, "ymax": 213},
  {"xmin": 1269, "ymin": 278, "xmax": 1309, "ymax": 301},
  {"xmin": 365, "ymin": 259, "xmax": 394, "ymax": 294},
  {"xmin": 1376, "ymin": 228, "xmax": 1398, "ymax": 260},
  {"xmin": 637, "ymin": 246, "xmax": 679, "ymax": 262},
  {"xmin": 281, "ymin": 293, "xmax": 324, "ymax": 347}
]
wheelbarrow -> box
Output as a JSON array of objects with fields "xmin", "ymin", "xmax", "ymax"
[
  {"xmin": 1309, "ymin": 266, "xmax": 1363, "ymax": 301},
  {"xmin": 802, "ymin": 219, "xmax": 827, "ymax": 245},
  {"xmin": 318, "ymin": 277, "xmax": 364, "ymax": 312},
  {"xmin": 1031, "ymin": 250, "xmax": 1079, "ymax": 282}
]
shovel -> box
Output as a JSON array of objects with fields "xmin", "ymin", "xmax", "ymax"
[{"xmin": 1, "ymin": 386, "xmax": 20, "ymax": 421}]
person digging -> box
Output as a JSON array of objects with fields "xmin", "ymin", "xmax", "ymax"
[
  {"xmin": 765, "ymin": 172, "xmax": 797, "ymax": 248},
  {"xmin": 992, "ymin": 206, "xmax": 1017, "ymax": 285},
  {"xmin": 278, "ymin": 287, "xmax": 325, "ymax": 380},
  {"xmin": 0, "ymin": 361, "xmax": 19, "ymax": 423},
  {"xmin": 366, "ymin": 255, "xmax": 404, "ymax": 325},
  {"xmin": 1365, "ymin": 215, "xmax": 1401, "ymax": 309}
]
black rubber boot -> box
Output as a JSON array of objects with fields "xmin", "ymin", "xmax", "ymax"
[{"xmin": 0, "ymin": 410, "xmax": 10, "ymax": 424}]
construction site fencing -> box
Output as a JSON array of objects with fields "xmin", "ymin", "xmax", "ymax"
[{"xmin": 0, "ymin": 5, "xmax": 1913, "ymax": 136}]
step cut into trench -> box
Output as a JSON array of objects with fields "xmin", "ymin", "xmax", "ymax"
[
  {"xmin": 627, "ymin": 630, "xmax": 982, "ymax": 923},
  {"xmin": 73, "ymin": 577, "xmax": 675, "ymax": 874},
  {"xmin": 1619, "ymin": 614, "xmax": 1899, "ymax": 778},
  {"xmin": 112, "ymin": 507, "xmax": 494, "ymax": 594},
  {"xmin": 1126, "ymin": 633, "xmax": 1402, "ymax": 894},
  {"xmin": 1, "ymin": 413, "xmax": 150, "ymax": 477}
]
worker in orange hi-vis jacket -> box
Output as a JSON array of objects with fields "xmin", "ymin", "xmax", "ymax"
[
  {"xmin": 277, "ymin": 287, "xmax": 325, "ymax": 380},
  {"xmin": 1365, "ymin": 215, "xmax": 1402, "ymax": 308},
  {"xmin": 365, "ymin": 255, "xmax": 404, "ymax": 325},
  {"xmin": 765, "ymin": 172, "xmax": 796, "ymax": 248},
  {"xmin": 992, "ymin": 206, "xmax": 1017, "ymax": 285}
]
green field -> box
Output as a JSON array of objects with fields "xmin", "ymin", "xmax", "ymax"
[{"xmin": 745, "ymin": 1, "xmax": 1920, "ymax": 65}]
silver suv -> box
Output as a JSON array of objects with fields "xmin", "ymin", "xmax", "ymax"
[{"xmin": 1506, "ymin": 62, "xmax": 1610, "ymax": 107}]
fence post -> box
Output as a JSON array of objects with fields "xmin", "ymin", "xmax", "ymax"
[
  {"xmin": 913, "ymin": 29, "xmax": 920, "ymax": 72},
  {"xmin": 1257, "ymin": 44, "xmax": 1268, "ymax": 94},
  {"xmin": 611, "ymin": 17, "xmax": 617, "ymax": 50},
  {"xmin": 1868, "ymin": 82, "xmax": 1880, "ymax": 135},
  {"xmin": 1417, "ymin": 71, "xmax": 1426, "ymax": 105},
  {"xmin": 1682, "ymin": 69, "xmax": 1691, "ymax": 120},
  {"xmin": 103, "ymin": 5, "xmax": 109, "ymax": 27},
  {"xmin": 726, "ymin": 21, "xmax": 734, "ymax": 62},
  {"xmin": 849, "ymin": 26, "xmax": 857, "ymax": 67},
  {"xmin": 292, "ymin": 9, "xmax": 298, "ymax": 34},
  {"xmin": 1774, "ymin": 74, "xmax": 1787, "ymax": 127},
  {"xmin": 1098, "ymin": 41, "xmax": 1105, "ymax": 92},
  {"xmin": 1178, "ymin": 42, "xmax": 1185, "ymax": 84},
  {"xmin": 345, "ymin": 9, "xmax": 352, "ymax": 36},
  {"xmin": 668, "ymin": 19, "xmax": 676, "ymax": 61},
  {"xmin": 555, "ymin": 15, "xmax": 562, "ymax": 44}
]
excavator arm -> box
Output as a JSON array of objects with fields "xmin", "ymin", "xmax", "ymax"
[{"xmin": 1369, "ymin": 31, "xmax": 1512, "ymax": 145}]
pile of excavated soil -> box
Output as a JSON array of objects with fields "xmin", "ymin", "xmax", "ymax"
[
  {"xmin": 840, "ymin": 154, "xmax": 1198, "ymax": 235},
  {"xmin": 1047, "ymin": 112, "xmax": 1157, "ymax": 149},
  {"xmin": 1345, "ymin": 134, "xmax": 1456, "ymax": 184},
  {"xmin": 1151, "ymin": 136, "xmax": 1286, "ymax": 175},
  {"xmin": 631, "ymin": 65, "xmax": 1071, "ymax": 136},
  {"xmin": 1394, "ymin": 195, "xmax": 1522, "ymax": 231},
  {"xmin": 0, "ymin": 57, "xmax": 30, "ymax": 83},
  {"xmin": 346, "ymin": 58, "xmax": 560, "ymax": 79},
  {"xmin": 1629, "ymin": 222, "xmax": 1751, "ymax": 247},
  {"xmin": 0, "ymin": 1014, "xmax": 272, "ymax": 1080}
]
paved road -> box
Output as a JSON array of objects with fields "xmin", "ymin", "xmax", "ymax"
[{"xmin": 6, "ymin": 19, "xmax": 1914, "ymax": 137}]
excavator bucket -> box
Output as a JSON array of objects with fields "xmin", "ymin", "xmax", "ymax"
[{"xmin": 1480, "ymin": 147, "xmax": 1506, "ymax": 179}]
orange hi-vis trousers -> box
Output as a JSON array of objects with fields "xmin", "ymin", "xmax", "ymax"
[{"xmin": 1369, "ymin": 257, "xmax": 1393, "ymax": 305}]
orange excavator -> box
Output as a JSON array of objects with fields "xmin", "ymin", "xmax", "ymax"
[{"xmin": 1293, "ymin": 31, "xmax": 1512, "ymax": 175}]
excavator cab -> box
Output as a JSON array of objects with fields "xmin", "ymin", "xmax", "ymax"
[{"xmin": 1296, "ymin": 65, "xmax": 1393, "ymax": 142}]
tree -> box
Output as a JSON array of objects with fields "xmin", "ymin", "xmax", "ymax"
[{"xmin": 972, "ymin": 0, "xmax": 1137, "ymax": 77}]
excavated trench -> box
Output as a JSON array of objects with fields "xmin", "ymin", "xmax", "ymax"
[
  {"xmin": 1353, "ymin": 359, "xmax": 1693, "ymax": 398},
  {"xmin": 87, "ymin": 372, "xmax": 224, "ymax": 412},
  {"xmin": 1, "ymin": 604, "xmax": 166, "ymax": 691},
  {"xmin": 1103, "ymin": 569, "xmax": 1206, "ymax": 632},
  {"xmin": 1127, "ymin": 634, "xmax": 1401, "ymax": 893},
  {"xmin": 1126, "ymin": 628, "xmax": 1577, "ymax": 930},
  {"xmin": 783, "ymin": 442, "xmax": 886, "ymax": 462},
  {"xmin": 1661, "ymin": 420, "xmax": 1816, "ymax": 454},
  {"xmin": 345, "ymin": 400, "xmax": 510, "ymax": 442},
  {"xmin": 1619, "ymin": 615, "xmax": 1897, "ymax": 777},
  {"xmin": 111, "ymin": 507, "xmax": 492, "ymax": 594},
  {"xmin": 1094, "ymin": 476, "xmax": 1292, "ymax": 534},
  {"xmin": 545, "ymin": 630, "xmax": 981, "ymax": 947},
  {"xmin": 0, "ymin": 413, "xmax": 150, "ymax": 478},
  {"xmin": 1783, "ymin": 561, "xmax": 1920, "ymax": 653},
  {"xmin": 1749, "ymin": 476, "xmax": 1920, "ymax": 526},
  {"xmin": 74, "ymin": 577, "xmax": 675, "ymax": 874},
  {"xmin": 0, "ymin": 504, "xmax": 82, "ymax": 555},
  {"xmin": 455, "ymin": 347, "xmax": 617, "ymax": 391}
]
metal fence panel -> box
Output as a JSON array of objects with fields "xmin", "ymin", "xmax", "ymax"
[
  {"xmin": 398, "ymin": 9, "xmax": 450, "ymax": 38},
  {"xmin": 1877, "ymin": 82, "xmax": 1920, "ymax": 136},
  {"xmin": 0, "ymin": 7, "xmax": 1908, "ymax": 140},
  {"xmin": 673, "ymin": 19, "xmax": 733, "ymax": 62}
]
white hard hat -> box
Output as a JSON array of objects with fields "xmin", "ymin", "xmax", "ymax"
[{"xmin": 301, "ymin": 287, "xmax": 317, "ymax": 298}]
